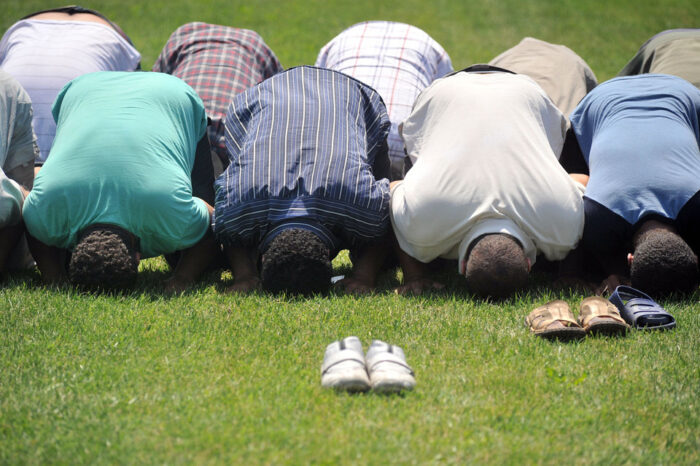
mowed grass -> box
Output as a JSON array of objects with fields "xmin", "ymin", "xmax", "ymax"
[
  {"xmin": 1, "ymin": 0, "xmax": 700, "ymax": 464},
  {"xmin": 3, "ymin": 265, "xmax": 700, "ymax": 464}
]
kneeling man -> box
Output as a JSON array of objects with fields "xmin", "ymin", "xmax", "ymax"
[
  {"xmin": 153, "ymin": 22, "xmax": 283, "ymax": 176},
  {"xmin": 0, "ymin": 6, "xmax": 140, "ymax": 165},
  {"xmin": 214, "ymin": 66, "xmax": 392, "ymax": 294},
  {"xmin": 489, "ymin": 37, "xmax": 597, "ymax": 118},
  {"xmin": 0, "ymin": 70, "xmax": 37, "ymax": 276},
  {"xmin": 565, "ymin": 74, "xmax": 700, "ymax": 296},
  {"xmin": 316, "ymin": 21, "xmax": 452, "ymax": 180},
  {"xmin": 23, "ymin": 72, "xmax": 217, "ymax": 290},
  {"xmin": 618, "ymin": 29, "xmax": 700, "ymax": 89},
  {"xmin": 391, "ymin": 66, "xmax": 584, "ymax": 298}
]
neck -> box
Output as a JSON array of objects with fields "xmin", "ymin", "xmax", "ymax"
[{"xmin": 633, "ymin": 219, "xmax": 677, "ymax": 249}]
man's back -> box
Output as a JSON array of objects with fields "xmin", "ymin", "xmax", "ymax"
[
  {"xmin": 23, "ymin": 72, "xmax": 210, "ymax": 258},
  {"xmin": 392, "ymin": 70, "xmax": 583, "ymax": 264},
  {"xmin": 571, "ymin": 74, "xmax": 700, "ymax": 224},
  {"xmin": 214, "ymin": 66, "xmax": 391, "ymax": 249},
  {"xmin": 618, "ymin": 29, "xmax": 700, "ymax": 89},
  {"xmin": 316, "ymin": 21, "xmax": 452, "ymax": 179},
  {"xmin": 489, "ymin": 37, "xmax": 597, "ymax": 118},
  {"xmin": 153, "ymin": 22, "xmax": 283, "ymax": 174},
  {"xmin": 0, "ymin": 18, "xmax": 141, "ymax": 162}
]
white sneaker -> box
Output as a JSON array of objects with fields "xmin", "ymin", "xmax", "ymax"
[
  {"xmin": 321, "ymin": 336, "xmax": 370, "ymax": 392},
  {"xmin": 366, "ymin": 340, "xmax": 416, "ymax": 393}
]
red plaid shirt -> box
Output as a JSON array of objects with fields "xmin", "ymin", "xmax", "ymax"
[{"xmin": 154, "ymin": 22, "xmax": 282, "ymax": 172}]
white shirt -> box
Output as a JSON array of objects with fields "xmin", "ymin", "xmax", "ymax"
[
  {"xmin": 0, "ymin": 20, "xmax": 141, "ymax": 163},
  {"xmin": 316, "ymin": 21, "xmax": 452, "ymax": 180},
  {"xmin": 0, "ymin": 70, "xmax": 35, "ymax": 227},
  {"xmin": 391, "ymin": 71, "xmax": 584, "ymax": 270}
]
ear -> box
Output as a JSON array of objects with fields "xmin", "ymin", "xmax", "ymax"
[
  {"xmin": 460, "ymin": 259, "xmax": 467, "ymax": 276},
  {"xmin": 627, "ymin": 253, "xmax": 634, "ymax": 266},
  {"xmin": 526, "ymin": 257, "xmax": 532, "ymax": 273}
]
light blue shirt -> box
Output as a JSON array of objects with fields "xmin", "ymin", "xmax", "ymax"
[{"xmin": 570, "ymin": 74, "xmax": 700, "ymax": 224}]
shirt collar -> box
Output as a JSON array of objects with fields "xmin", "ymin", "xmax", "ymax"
[
  {"xmin": 259, "ymin": 219, "xmax": 342, "ymax": 256},
  {"xmin": 457, "ymin": 218, "xmax": 536, "ymax": 275},
  {"xmin": 449, "ymin": 64, "xmax": 516, "ymax": 76}
]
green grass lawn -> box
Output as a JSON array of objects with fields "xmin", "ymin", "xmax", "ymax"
[{"xmin": 2, "ymin": 0, "xmax": 700, "ymax": 464}]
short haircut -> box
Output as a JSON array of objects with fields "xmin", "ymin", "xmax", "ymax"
[
  {"xmin": 68, "ymin": 226, "xmax": 139, "ymax": 290},
  {"xmin": 465, "ymin": 234, "xmax": 529, "ymax": 299},
  {"xmin": 631, "ymin": 229, "xmax": 699, "ymax": 296},
  {"xmin": 260, "ymin": 228, "xmax": 332, "ymax": 295}
]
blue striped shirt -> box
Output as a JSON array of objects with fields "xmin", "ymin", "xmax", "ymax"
[{"xmin": 214, "ymin": 66, "xmax": 391, "ymax": 252}]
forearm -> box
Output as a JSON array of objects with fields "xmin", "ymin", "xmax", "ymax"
[
  {"xmin": 170, "ymin": 200, "xmax": 217, "ymax": 285},
  {"xmin": 384, "ymin": 224, "xmax": 429, "ymax": 282},
  {"xmin": 351, "ymin": 237, "xmax": 391, "ymax": 287},
  {"xmin": 26, "ymin": 232, "xmax": 67, "ymax": 283},
  {"xmin": 222, "ymin": 245, "xmax": 261, "ymax": 292},
  {"xmin": 569, "ymin": 173, "xmax": 589, "ymax": 187},
  {"xmin": 225, "ymin": 245, "xmax": 259, "ymax": 281},
  {"xmin": 397, "ymin": 246, "xmax": 429, "ymax": 283},
  {"xmin": 392, "ymin": 232, "xmax": 444, "ymax": 294},
  {"xmin": 171, "ymin": 229, "xmax": 217, "ymax": 284}
]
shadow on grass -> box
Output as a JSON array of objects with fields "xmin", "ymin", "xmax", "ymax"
[
  {"xmin": 0, "ymin": 249, "xmax": 575, "ymax": 303},
  {"xmin": 4, "ymin": 256, "xmax": 699, "ymax": 307}
]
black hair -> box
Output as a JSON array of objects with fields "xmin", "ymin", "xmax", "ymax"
[
  {"xmin": 631, "ymin": 229, "xmax": 699, "ymax": 296},
  {"xmin": 260, "ymin": 228, "xmax": 332, "ymax": 295},
  {"xmin": 68, "ymin": 225, "xmax": 139, "ymax": 290},
  {"xmin": 465, "ymin": 234, "xmax": 529, "ymax": 299}
]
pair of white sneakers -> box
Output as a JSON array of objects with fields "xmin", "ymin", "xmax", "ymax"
[{"xmin": 321, "ymin": 336, "xmax": 416, "ymax": 393}]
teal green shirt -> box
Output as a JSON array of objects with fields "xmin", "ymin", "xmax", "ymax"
[{"xmin": 23, "ymin": 71, "xmax": 210, "ymax": 258}]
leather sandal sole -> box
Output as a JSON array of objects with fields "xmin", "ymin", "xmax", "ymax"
[{"xmin": 584, "ymin": 319, "xmax": 629, "ymax": 336}]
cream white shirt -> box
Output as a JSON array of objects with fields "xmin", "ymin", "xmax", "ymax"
[{"xmin": 390, "ymin": 71, "xmax": 584, "ymax": 270}]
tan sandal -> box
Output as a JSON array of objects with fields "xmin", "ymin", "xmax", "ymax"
[
  {"xmin": 579, "ymin": 296, "xmax": 630, "ymax": 336},
  {"xmin": 525, "ymin": 300, "xmax": 585, "ymax": 341}
]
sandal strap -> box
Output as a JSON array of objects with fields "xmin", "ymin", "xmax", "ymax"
[
  {"xmin": 526, "ymin": 300, "xmax": 579, "ymax": 330},
  {"xmin": 609, "ymin": 286, "xmax": 675, "ymax": 328},
  {"xmin": 579, "ymin": 297, "xmax": 627, "ymax": 327},
  {"xmin": 625, "ymin": 298, "xmax": 674, "ymax": 327},
  {"xmin": 625, "ymin": 298, "xmax": 665, "ymax": 315}
]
